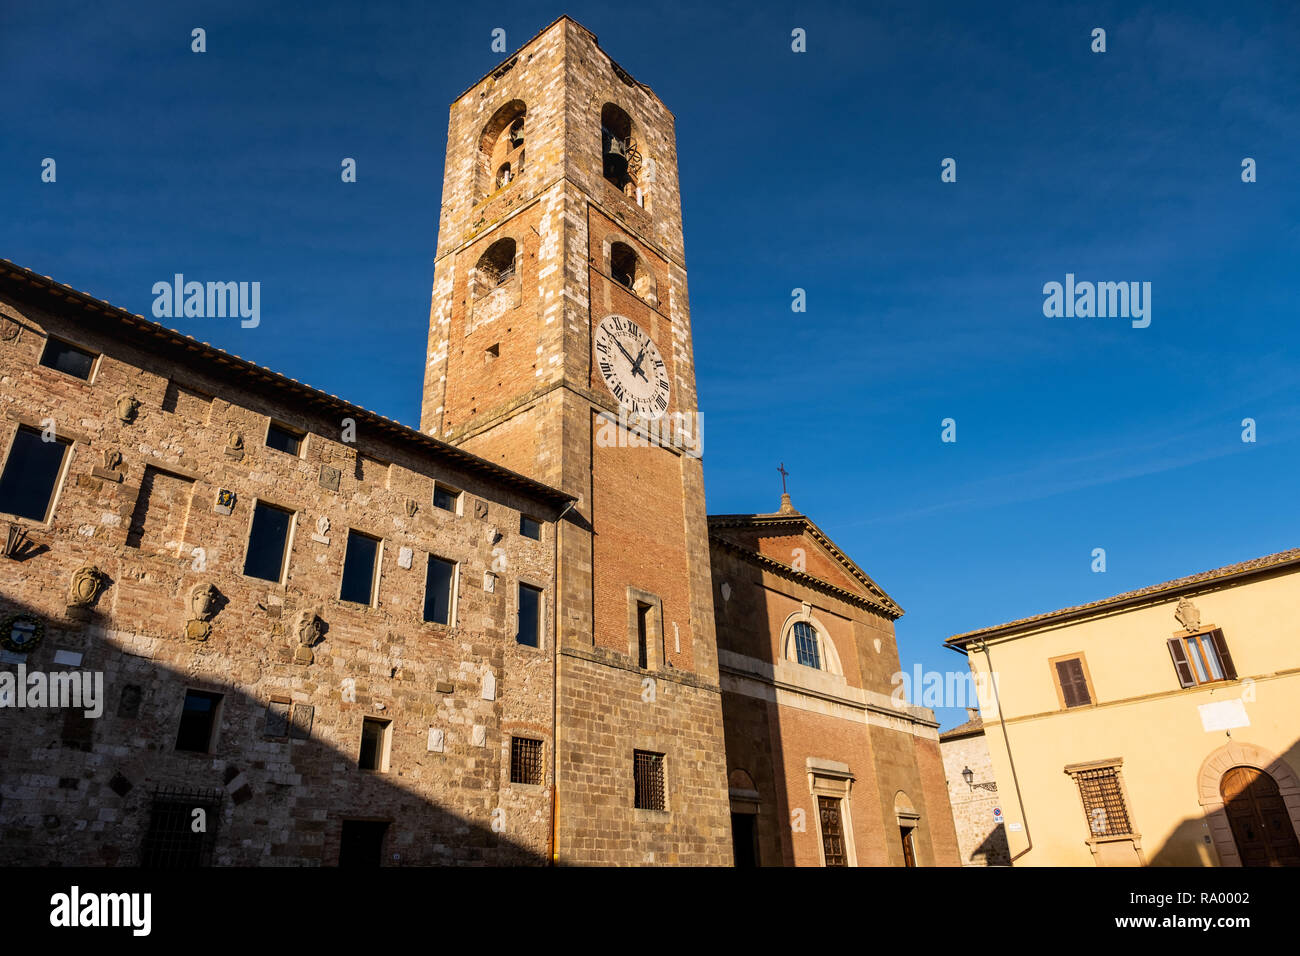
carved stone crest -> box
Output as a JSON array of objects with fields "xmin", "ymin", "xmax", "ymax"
[
  {"xmin": 224, "ymin": 430, "xmax": 245, "ymax": 460},
  {"xmin": 188, "ymin": 583, "xmax": 220, "ymax": 622},
  {"xmin": 319, "ymin": 464, "xmax": 341, "ymax": 493},
  {"xmin": 311, "ymin": 515, "xmax": 330, "ymax": 545},
  {"xmin": 91, "ymin": 447, "xmax": 125, "ymax": 482},
  {"xmin": 115, "ymin": 394, "xmax": 140, "ymax": 424},
  {"xmin": 185, "ymin": 585, "xmax": 218, "ymax": 640},
  {"xmin": 0, "ymin": 316, "xmax": 19, "ymax": 341},
  {"xmin": 294, "ymin": 609, "xmax": 323, "ymax": 664},
  {"xmin": 67, "ymin": 565, "xmax": 108, "ymax": 612},
  {"xmin": 214, "ymin": 489, "xmax": 236, "ymax": 515},
  {"xmin": 1174, "ymin": 596, "xmax": 1201, "ymax": 632},
  {"xmin": 404, "ymin": 498, "xmax": 418, "ymax": 518}
]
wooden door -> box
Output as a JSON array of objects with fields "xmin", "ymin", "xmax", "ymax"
[
  {"xmin": 1221, "ymin": 766, "xmax": 1300, "ymax": 867},
  {"xmin": 818, "ymin": 796, "xmax": 848, "ymax": 866},
  {"xmin": 901, "ymin": 826, "xmax": 917, "ymax": 867}
]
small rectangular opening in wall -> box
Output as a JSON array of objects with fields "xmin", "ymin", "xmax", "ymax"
[
  {"xmin": 140, "ymin": 787, "xmax": 223, "ymax": 867},
  {"xmin": 520, "ymin": 514, "xmax": 541, "ymax": 540},
  {"xmin": 359, "ymin": 717, "xmax": 391, "ymax": 772},
  {"xmin": 517, "ymin": 583, "xmax": 542, "ymax": 647},
  {"xmin": 510, "ymin": 737, "xmax": 544, "ymax": 785},
  {"xmin": 175, "ymin": 689, "xmax": 223, "ymax": 753},
  {"xmin": 636, "ymin": 602, "xmax": 650, "ymax": 669},
  {"xmin": 432, "ymin": 482, "xmax": 461, "ymax": 513},
  {"xmin": 265, "ymin": 421, "xmax": 305, "ymax": 456},
  {"xmin": 38, "ymin": 336, "xmax": 97, "ymax": 380},
  {"xmin": 634, "ymin": 750, "xmax": 666, "ymax": 811},
  {"xmin": 485, "ymin": 343, "xmax": 499, "ymax": 364},
  {"xmin": 339, "ymin": 820, "xmax": 390, "ymax": 867}
]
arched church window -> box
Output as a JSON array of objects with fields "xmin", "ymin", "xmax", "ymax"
[{"xmin": 793, "ymin": 621, "xmax": 821, "ymax": 669}]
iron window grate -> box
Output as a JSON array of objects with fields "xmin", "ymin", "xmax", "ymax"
[
  {"xmin": 634, "ymin": 750, "xmax": 666, "ymax": 811},
  {"xmin": 1074, "ymin": 767, "xmax": 1133, "ymax": 837},
  {"xmin": 510, "ymin": 737, "xmax": 544, "ymax": 785},
  {"xmin": 140, "ymin": 786, "xmax": 223, "ymax": 867}
]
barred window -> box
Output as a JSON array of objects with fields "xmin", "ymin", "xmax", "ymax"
[
  {"xmin": 634, "ymin": 750, "xmax": 666, "ymax": 811},
  {"xmin": 1069, "ymin": 764, "xmax": 1133, "ymax": 838},
  {"xmin": 510, "ymin": 736, "xmax": 543, "ymax": 786},
  {"xmin": 140, "ymin": 787, "xmax": 223, "ymax": 867},
  {"xmin": 793, "ymin": 621, "xmax": 821, "ymax": 669}
]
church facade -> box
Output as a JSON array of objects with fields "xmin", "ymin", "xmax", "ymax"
[{"xmin": 0, "ymin": 16, "xmax": 955, "ymax": 866}]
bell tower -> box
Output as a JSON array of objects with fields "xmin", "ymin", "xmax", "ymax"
[{"xmin": 420, "ymin": 17, "xmax": 732, "ymax": 865}]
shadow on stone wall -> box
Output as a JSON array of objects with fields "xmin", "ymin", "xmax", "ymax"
[
  {"xmin": 1146, "ymin": 736, "xmax": 1300, "ymax": 868},
  {"xmin": 0, "ymin": 592, "xmax": 545, "ymax": 867}
]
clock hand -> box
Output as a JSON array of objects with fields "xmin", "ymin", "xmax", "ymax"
[
  {"xmin": 613, "ymin": 339, "xmax": 639, "ymax": 366},
  {"xmin": 629, "ymin": 345, "xmax": 649, "ymax": 381}
]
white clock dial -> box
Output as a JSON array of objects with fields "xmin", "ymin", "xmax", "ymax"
[{"xmin": 594, "ymin": 314, "xmax": 670, "ymax": 419}]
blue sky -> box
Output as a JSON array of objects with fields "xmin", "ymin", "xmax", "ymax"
[{"xmin": 4, "ymin": 1, "xmax": 1298, "ymax": 729}]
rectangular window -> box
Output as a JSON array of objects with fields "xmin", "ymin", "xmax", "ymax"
[
  {"xmin": 1051, "ymin": 655, "xmax": 1094, "ymax": 708},
  {"xmin": 1069, "ymin": 764, "xmax": 1134, "ymax": 838},
  {"xmin": 1168, "ymin": 630, "xmax": 1237, "ymax": 688},
  {"xmin": 423, "ymin": 555, "xmax": 457, "ymax": 625},
  {"xmin": 517, "ymin": 583, "xmax": 542, "ymax": 647},
  {"xmin": 359, "ymin": 717, "xmax": 391, "ymax": 772},
  {"xmin": 520, "ymin": 515, "xmax": 542, "ymax": 540},
  {"xmin": 339, "ymin": 820, "xmax": 389, "ymax": 867},
  {"xmin": 175, "ymin": 690, "xmax": 222, "ymax": 753},
  {"xmin": 636, "ymin": 602, "xmax": 650, "ymax": 669},
  {"xmin": 0, "ymin": 426, "xmax": 71, "ymax": 521},
  {"xmin": 140, "ymin": 788, "xmax": 222, "ymax": 867},
  {"xmin": 432, "ymin": 483, "xmax": 460, "ymax": 513},
  {"xmin": 39, "ymin": 337, "xmax": 96, "ymax": 380},
  {"xmin": 265, "ymin": 421, "xmax": 304, "ymax": 456},
  {"xmin": 633, "ymin": 750, "xmax": 666, "ymax": 811},
  {"xmin": 510, "ymin": 737, "xmax": 544, "ymax": 785},
  {"xmin": 243, "ymin": 501, "xmax": 294, "ymax": 582},
  {"xmin": 340, "ymin": 530, "xmax": 381, "ymax": 605}
]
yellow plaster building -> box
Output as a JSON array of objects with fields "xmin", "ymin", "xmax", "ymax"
[{"xmin": 946, "ymin": 549, "xmax": 1300, "ymax": 867}]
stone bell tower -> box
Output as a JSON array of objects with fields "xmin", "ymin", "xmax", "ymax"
[{"xmin": 420, "ymin": 16, "xmax": 732, "ymax": 865}]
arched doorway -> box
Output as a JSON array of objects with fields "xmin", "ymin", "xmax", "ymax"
[{"xmin": 1220, "ymin": 766, "xmax": 1300, "ymax": 867}]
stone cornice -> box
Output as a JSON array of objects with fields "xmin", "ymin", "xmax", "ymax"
[{"xmin": 708, "ymin": 532, "xmax": 901, "ymax": 620}]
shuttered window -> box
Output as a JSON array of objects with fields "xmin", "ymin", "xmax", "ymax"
[
  {"xmin": 1168, "ymin": 629, "xmax": 1237, "ymax": 688},
  {"xmin": 1054, "ymin": 656, "xmax": 1092, "ymax": 708}
]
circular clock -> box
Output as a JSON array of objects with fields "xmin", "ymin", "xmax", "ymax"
[{"xmin": 594, "ymin": 315, "xmax": 670, "ymax": 419}]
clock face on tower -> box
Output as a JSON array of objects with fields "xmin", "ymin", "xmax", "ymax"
[{"xmin": 594, "ymin": 314, "xmax": 670, "ymax": 419}]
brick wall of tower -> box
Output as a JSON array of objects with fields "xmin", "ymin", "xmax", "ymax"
[
  {"xmin": 0, "ymin": 288, "xmax": 560, "ymax": 866},
  {"xmin": 420, "ymin": 17, "xmax": 731, "ymax": 865}
]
